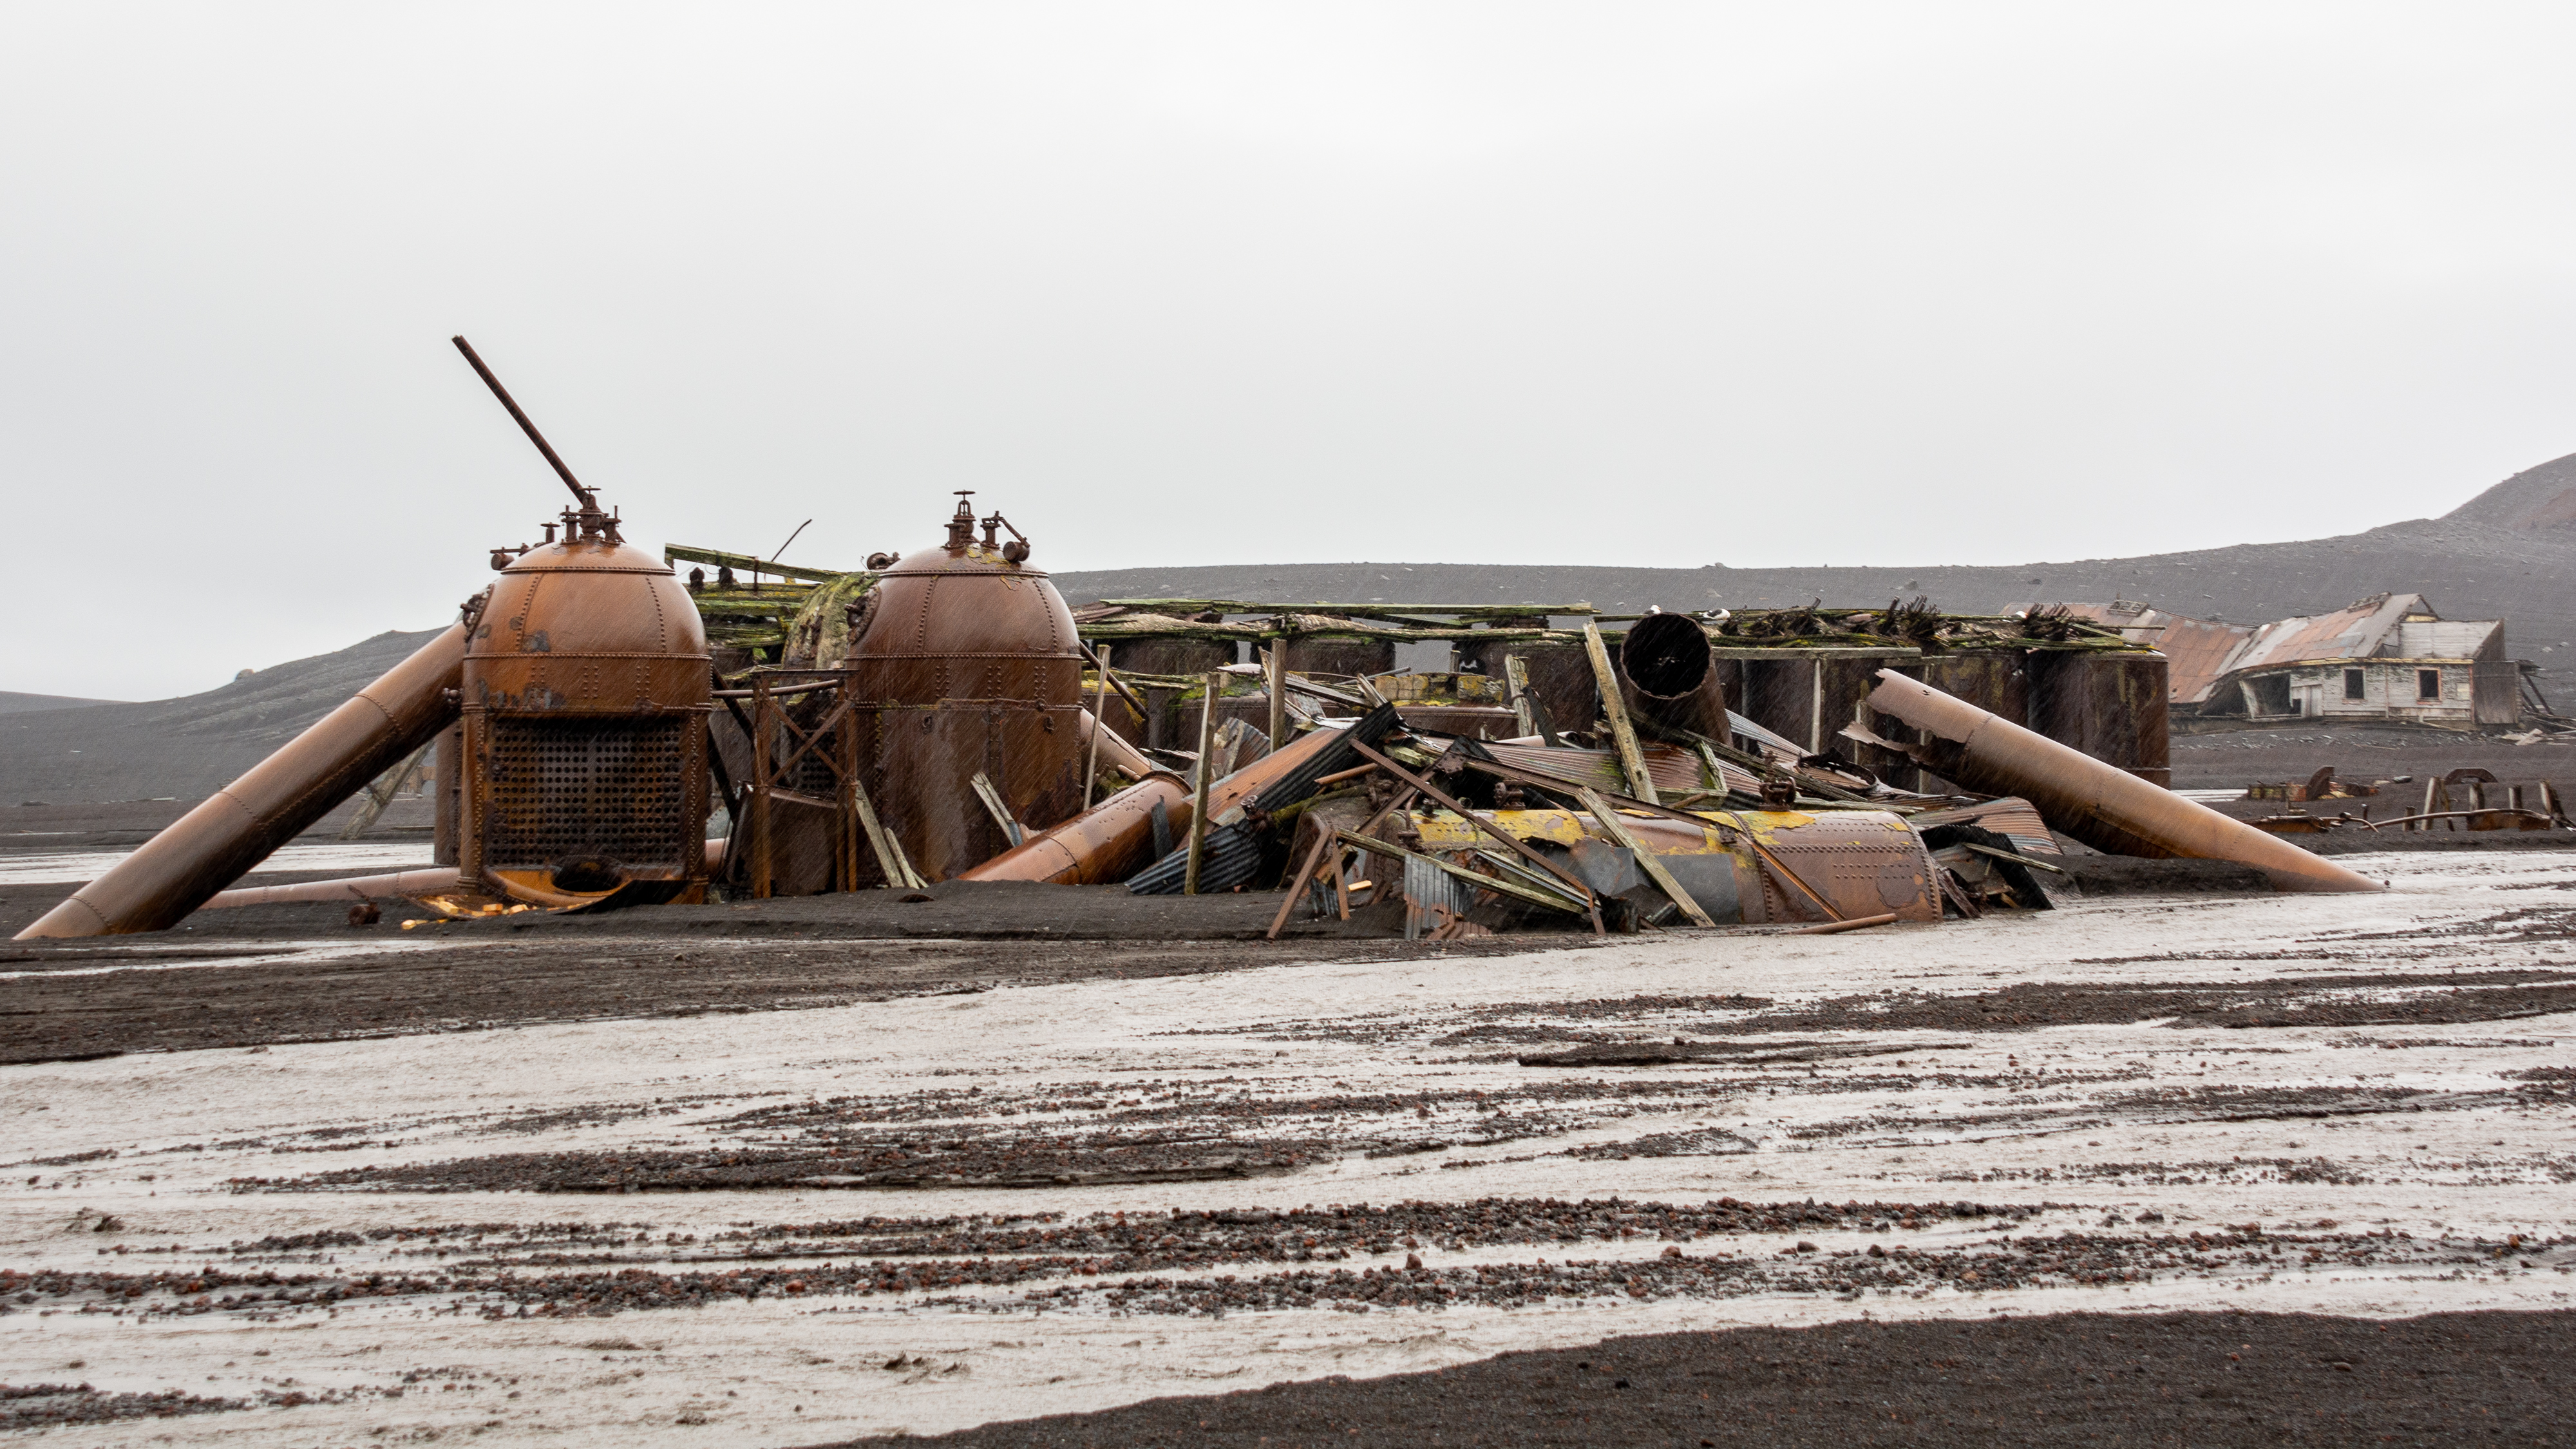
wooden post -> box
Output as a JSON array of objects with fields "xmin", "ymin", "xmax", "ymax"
[
  {"xmin": 1583, "ymin": 621, "xmax": 1659, "ymax": 804},
  {"xmin": 1266, "ymin": 644, "xmax": 1287, "ymax": 763},
  {"xmin": 1083, "ymin": 643, "xmax": 1112, "ymax": 810},
  {"xmin": 750, "ymin": 675, "xmax": 773, "ymax": 899},
  {"xmin": 1183, "ymin": 668, "xmax": 1220, "ymax": 894},
  {"xmin": 850, "ymin": 775, "xmax": 914, "ymax": 889},
  {"xmin": 1266, "ymin": 826, "xmax": 1337, "ymax": 939},
  {"xmin": 837, "ymin": 701, "xmax": 859, "ymax": 891},
  {"xmin": 1504, "ymin": 654, "xmax": 1533, "ymax": 738}
]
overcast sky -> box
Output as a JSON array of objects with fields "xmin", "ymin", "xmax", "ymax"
[{"xmin": 8, "ymin": 4, "xmax": 2576, "ymax": 699}]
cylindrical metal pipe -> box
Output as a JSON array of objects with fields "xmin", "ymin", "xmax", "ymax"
[
  {"xmin": 1862, "ymin": 668, "xmax": 2382, "ymax": 893},
  {"xmin": 956, "ymin": 773, "xmax": 1192, "ymax": 885},
  {"xmin": 16, "ymin": 625, "xmax": 470, "ymax": 938},
  {"xmin": 201, "ymin": 868, "xmax": 464, "ymax": 910},
  {"xmin": 962, "ymin": 715, "xmax": 1350, "ymax": 887},
  {"xmin": 1615, "ymin": 612, "xmax": 1729, "ymax": 740},
  {"xmin": 1075, "ymin": 707, "xmax": 1157, "ymax": 782}
]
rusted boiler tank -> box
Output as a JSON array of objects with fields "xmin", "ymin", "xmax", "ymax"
[
  {"xmin": 842, "ymin": 495, "xmax": 1088, "ymax": 881},
  {"xmin": 462, "ymin": 500, "xmax": 712, "ymax": 904}
]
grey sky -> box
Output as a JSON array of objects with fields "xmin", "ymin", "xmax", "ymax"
[{"xmin": 7, "ymin": 4, "xmax": 2574, "ymax": 699}]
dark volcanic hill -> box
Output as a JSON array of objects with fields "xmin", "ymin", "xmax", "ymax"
[
  {"xmin": 8, "ymin": 454, "xmax": 2575, "ymax": 804},
  {"xmin": 0, "ymin": 629, "xmax": 443, "ymax": 804}
]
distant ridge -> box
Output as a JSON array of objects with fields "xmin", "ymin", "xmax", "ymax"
[
  {"xmin": 0, "ymin": 629, "xmax": 442, "ymax": 802},
  {"xmin": 0, "ymin": 690, "xmax": 120, "ymax": 715}
]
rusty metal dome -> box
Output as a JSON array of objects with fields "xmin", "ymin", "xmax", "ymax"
[
  {"xmin": 471, "ymin": 535, "xmax": 707, "ymax": 692},
  {"xmin": 840, "ymin": 512, "xmax": 1078, "ymax": 678},
  {"xmin": 840, "ymin": 495, "xmax": 1086, "ymax": 881}
]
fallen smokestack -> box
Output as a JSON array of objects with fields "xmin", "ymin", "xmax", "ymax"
[
  {"xmin": 1615, "ymin": 611, "xmax": 1730, "ymax": 741},
  {"xmin": 16, "ymin": 625, "xmax": 471, "ymax": 938},
  {"xmin": 1861, "ymin": 668, "xmax": 2382, "ymax": 893}
]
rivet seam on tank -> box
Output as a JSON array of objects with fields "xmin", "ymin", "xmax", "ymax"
[
  {"xmin": 647, "ymin": 578, "xmax": 667, "ymax": 654},
  {"xmin": 911, "ymin": 576, "xmax": 936, "ymax": 652}
]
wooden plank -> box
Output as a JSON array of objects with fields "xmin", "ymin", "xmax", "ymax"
[
  {"xmin": 1266, "ymin": 827, "xmax": 1338, "ymax": 940},
  {"xmin": 1575, "ymin": 786, "xmax": 1717, "ymax": 928},
  {"xmin": 1503, "ymin": 654, "xmax": 1534, "ymax": 739},
  {"xmin": 1092, "ymin": 600, "xmax": 1597, "ymax": 622},
  {"xmin": 848, "ymin": 777, "xmax": 916, "ymax": 889},
  {"xmin": 663, "ymin": 544, "xmax": 848, "ymax": 585},
  {"xmin": 1582, "ymin": 621, "xmax": 1658, "ymax": 804},
  {"xmin": 970, "ymin": 771, "xmax": 1025, "ymax": 848},
  {"xmin": 1183, "ymin": 669, "xmax": 1220, "ymax": 895},
  {"xmin": 1266, "ymin": 645, "xmax": 1287, "ymax": 765}
]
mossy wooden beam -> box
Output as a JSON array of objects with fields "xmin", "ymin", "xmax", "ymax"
[
  {"xmin": 665, "ymin": 544, "xmax": 848, "ymax": 585},
  {"xmin": 1090, "ymin": 599, "xmax": 1596, "ymax": 622}
]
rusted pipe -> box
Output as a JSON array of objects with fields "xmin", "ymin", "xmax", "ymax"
[
  {"xmin": 963, "ymin": 717, "xmax": 1354, "ymax": 887},
  {"xmin": 16, "ymin": 624, "xmax": 471, "ymax": 938},
  {"xmin": 1795, "ymin": 911, "xmax": 1899, "ymax": 936},
  {"xmin": 956, "ymin": 773, "xmax": 1192, "ymax": 884},
  {"xmin": 1616, "ymin": 611, "xmax": 1730, "ymax": 741},
  {"xmin": 1862, "ymin": 669, "xmax": 2383, "ymax": 893},
  {"xmin": 201, "ymin": 868, "xmax": 464, "ymax": 910},
  {"xmin": 1075, "ymin": 708, "xmax": 1157, "ymax": 782},
  {"xmin": 194, "ymin": 836, "xmax": 737, "ymax": 913}
]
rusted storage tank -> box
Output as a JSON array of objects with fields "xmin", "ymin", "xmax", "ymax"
[
  {"xmin": 2027, "ymin": 649, "xmax": 2172, "ymax": 788},
  {"xmin": 843, "ymin": 497, "xmax": 1088, "ymax": 881},
  {"xmin": 462, "ymin": 505, "xmax": 712, "ymax": 904}
]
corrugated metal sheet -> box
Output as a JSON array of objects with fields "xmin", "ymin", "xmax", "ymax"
[
  {"xmin": 2156, "ymin": 616, "xmax": 2259, "ymax": 704},
  {"xmin": 1908, "ymin": 797, "xmax": 2057, "ymax": 858},
  {"xmin": 1124, "ymin": 820, "xmax": 1267, "ymax": 895},
  {"xmin": 1402, "ymin": 853, "xmax": 1473, "ymax": 940}
]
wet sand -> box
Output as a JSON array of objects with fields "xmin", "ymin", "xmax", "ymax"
[{"xmin": 3, "ymin": 846, "xmax": 2575, "ymax": 1444}]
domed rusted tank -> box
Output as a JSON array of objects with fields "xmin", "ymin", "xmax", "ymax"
[
  {"xmin": 462, "ymin": 500, "xmax": 712, "ymax": 904},
  {"xmin": 842, "ymin": 495, "xmax": 1086, "ymax": 881}
]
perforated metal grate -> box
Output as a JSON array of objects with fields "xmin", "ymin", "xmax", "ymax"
[{"xmin": 483, "ymin": 717, "xmax": 690, "ymax": 869}]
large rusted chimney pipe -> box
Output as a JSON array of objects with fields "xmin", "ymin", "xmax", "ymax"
[
  {"xmin": 16, "ymin": 625, "xmax": 469, "ymax": 938},
  {"xmin": 1615, "ymin": 611, "xmax": 1729, "ymax": 741},
  {"xmin": 1862, "ymin": 668, "xmax": 2382, "ymax": 893}
]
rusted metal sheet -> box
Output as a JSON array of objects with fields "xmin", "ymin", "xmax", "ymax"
[
  {"xmin": 843, "ymin": 497, "xmax": 1088, "ymax": 882},
  {"xmin": 463, "ymin": 516, "xmax": 710, "ymax": 906},
  {"xmin": 1126, "ymin": 706, "xmax": 1402, "ymax": 894},
  {"xmin": 16, "ymin": 624, "xmax": 469, "ymax": 938},
  {"xmin": 1404, "ymin": 805, "xmax": 1937, "ymax": 925},
  {"xmin": 1281, "ymin": 637, "xmax": 1397, "ymax": 678},
  {"xmin": 2028, "ymin": 650, "xmax": 2172, "ymax": 788},
  {"xmin": 1719, "ymin": 647, "xmax": 1924, "ymax": 757},
  {"xmin": 1864, "ymin": 669, "xmax": 2383, "ymax": 892}
]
